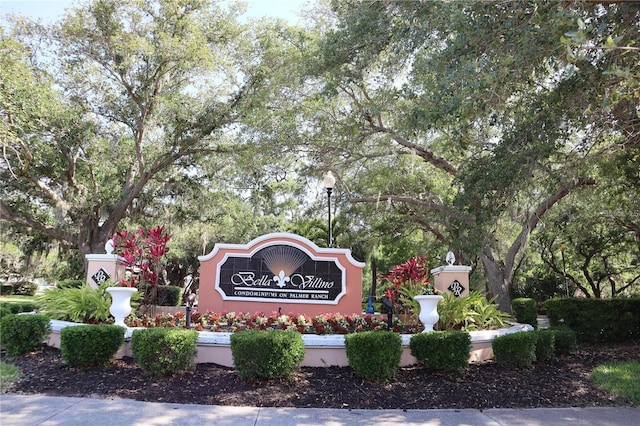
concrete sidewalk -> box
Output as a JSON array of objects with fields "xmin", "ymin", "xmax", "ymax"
[{"xmin": 1, "ymin": 394, "xmax": 638, "ymax": 426}]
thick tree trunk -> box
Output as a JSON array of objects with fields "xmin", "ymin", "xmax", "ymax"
[
  {"xmin": 479, "ymin": 246, "xmax": 512, "ymax": 313},
  {"xmin": 478, "ymin": 178, "xmax": 597, "ymax": 313}
]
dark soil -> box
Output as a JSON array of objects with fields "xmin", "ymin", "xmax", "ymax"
[{"xmin": 2, "ymin": 341, "xmax": 639, "ymax": 409}]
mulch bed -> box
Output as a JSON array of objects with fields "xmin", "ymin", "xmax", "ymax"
[{"xmin": 2, "ymin": 341, "xmax": 638, "ymax": 409}]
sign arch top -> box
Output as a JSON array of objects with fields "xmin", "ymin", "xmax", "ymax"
[
  {"xmin": 199, "ymin": 232, "xmax": 365, "ymax": 266},
  {"xmin": 198, "ymin": 233, "xmax": 365, "ymax": 316}
]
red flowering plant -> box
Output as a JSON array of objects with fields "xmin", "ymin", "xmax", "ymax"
[
  {"xmin": 379, "ymin": 255, "xmax": 434, "ymax": 316},
  {"xmin": 112, "ymin": 226, "xmax": 171, "ymax": 311}
]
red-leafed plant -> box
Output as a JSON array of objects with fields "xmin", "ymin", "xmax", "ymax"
[
  {"xmin": 379, "ymin": 255, "xmax": 434, "ymax": 315},
  {"xmin": 112, "ymin": 226, "xmax": 171, "ymax": 312}
]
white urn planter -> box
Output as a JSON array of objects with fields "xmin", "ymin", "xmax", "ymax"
[
  {"xmin": 414, "ymin": 294, "xmax": 443, "ymax": 332},
  {"xmin": 106, "ymin": 287, "xmax": 137, "ymax": 327}
]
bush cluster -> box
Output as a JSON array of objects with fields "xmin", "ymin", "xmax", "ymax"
[
  {"xmin": 230, "ymin": 329, "xmax": 305, "ymax": 381},
  {"xmin": 545, "ymin": 297, "xmax": 640, "ymax": 342},
  {"xmin": 549, "ymin": 326, "xmax": 578, "ymax": 355},
  {"xmin": 13, "ymin": 281, "xmax": 39, "ymax": 296},
  {"xmin": 533, "ymin": 329, "xmax": 555, "ymax": 362},
  {"xmin": 0, "ymin": 305, "xmax": 11, "ymax": 319},
  {"xmin": 492, "ymin": 327, "xmax": 577, "ymax": 369},
  {"xmin": 130, "ymin": 328, "xmax": 198, "ymax": 376},
  {"xmin": 344, "ymin": 331, "xmax": 402, "ymax": 382},
  {"xmin": 143, "ymin": 285, "xmax": 182, "ymax": 306},
  {"xmin": 0, "ymin": 301, "xmax": 40, "ymax": 319},
  {"xmin": 61, "ymin": 325, "xmax": 125, "ymax": 367},
  {"xmin": 0, "ymin": 314, "xmax": 51, "ymax": 357},
  {"xmin": 162, "ymin": 285, "xmax": 182, "ymax": 306},
  {"xmin": 511, "ymin": 298, "xmax": 538, "ymax": 329},
  {"xmin": 409, "ymin": 331, "xmax": 471, "ymax": 372},
  {"xmin": 57, "ymin": 279, "xmax": 85, "ymax": 289},
  {"xmin": 0, "ymin": 281, "xmax": 38, "ymax": 296},
  {"xmin": 492, "ymin": 332, "xmax": 537, "ymax": 368}
]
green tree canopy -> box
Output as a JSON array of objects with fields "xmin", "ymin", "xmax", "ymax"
[
  {"xmin": 279, "ymin": 0, "xmax": 639, "ymax": 309},
  {"xmin": 1, "ymin": 0, "xmax": 292, "ymax": 257}
]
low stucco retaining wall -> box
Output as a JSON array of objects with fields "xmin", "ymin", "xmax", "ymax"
[{"xmin": 46, "ymin": 320, "xmax": 533, "ymax": 367}]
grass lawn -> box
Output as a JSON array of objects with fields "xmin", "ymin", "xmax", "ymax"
[
  {"xmin": 0, "ymin": 362, "xmax": 21, "ymax": 390},
  {"xmin": 591, "ymin": 361, "xmax": 640, "ymax": 404},
  {"xmin": 0, "ymin": 295, "xmax": 37, "ymax": 304}
]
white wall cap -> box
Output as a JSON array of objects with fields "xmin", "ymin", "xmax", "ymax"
[
  {"xmin": 85, "ymin": 254, "xmax": 124, "ymax": 261},
  {"xmin": 430, "ymin": 265, "xmax": 472, "ymax": 274}
]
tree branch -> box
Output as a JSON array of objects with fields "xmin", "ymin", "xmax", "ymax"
[
  {"xmin": 0, "ymin": 201, "xmax": 75, "ymax": 245},
  {"xmin": 504, "ymin": 177, "xmax": 597, "ymax": 278},
  {"xmin": 348, "ymin": 194, "xmax": 474, "ymax": 225},
  {"xmin": 338, "ymin": 83, "xmax": 459, "ymax": 176}
]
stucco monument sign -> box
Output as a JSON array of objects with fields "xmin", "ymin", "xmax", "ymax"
[{"xmin": 198, "ymin": 233, "xmax": 365, "ymax": 316}]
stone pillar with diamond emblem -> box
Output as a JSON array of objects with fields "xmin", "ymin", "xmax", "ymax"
[
  {"xmin": 430, "ymin": 252, "xmax": 472, "ymax": 298},
  {"xmin": 85, "ymin": 239, "xmax": 127, "ymax": 289}
]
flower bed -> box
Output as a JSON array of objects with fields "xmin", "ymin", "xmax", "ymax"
[{"xmin": 124, "ymin": 310, "xmax": 426, "ymax": 334}]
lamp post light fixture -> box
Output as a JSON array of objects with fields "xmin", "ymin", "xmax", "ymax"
[{"xmin": 323, "ymin": 171, "xmax": 336, "ymax": 248}]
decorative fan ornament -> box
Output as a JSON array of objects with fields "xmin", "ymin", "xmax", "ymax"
[{"xmin": 261, "ymin": 246, "xmax": 308, "ymax": 287}]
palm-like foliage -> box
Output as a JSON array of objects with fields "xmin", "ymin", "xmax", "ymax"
[{"xmin": 437, "ymin": 292, "xmax": 509, "ymax": 331}]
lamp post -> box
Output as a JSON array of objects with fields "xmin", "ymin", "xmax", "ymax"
[
  {"xmin": 323, "ymin": 171, "xmax": 336, "ymax": 248},
  {"xmin": 185, "ymin": 293, "xmax": 196, "ymax": 328},
  {"xmin": 560, "ymin": 245, "xmax": 568, "ymax": 297}
]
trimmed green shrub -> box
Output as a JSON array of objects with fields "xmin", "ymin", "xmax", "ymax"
[
  {"xmin": 0, "ymin": 306, "xmax": 12, "ymax": 319},
  {"xmin": 17, "ymin": 301, "xmax": 39, "ymax": 312},
  {"xmin": 545, "ymin": 297, "xmax": 640, "ymax": 342},
  {"xmin": 550, "ymin": 326, "xmax": 577, "ymax": 355},
  {"xmin": 0, "ymin": 302, "xmax": 20, "ymax": 314},
  {"xmin": 492, "ymin": 332, "xmax": 537, "ymax": 369},
  {"xmin": 532, "ymin": 329, "xmax": 555, "ymax": 363},
  {"xmin": 131, "ymin": 328, "xmax": 198, "ymax": 376},
  {"xmin": 12, "ymin": 281, "xmax": 38, "ymax": 296},
  {"xmin": 57, "ymin": 279, "xmax": 85, "ymax": 289},
  {"xmin": 410, "ymin": 331, "xmax": 471, "ymax": 372},
  {"xmin": 144, "ymin": 285, "xmax": 182, "ymax": 306},
  {"xmin": 163, "ymin": 285, "xmax": 182, "ymax": 306},
  {"xmin": 8, "ymin": 303, "xmax": 22, "ymax": 314},
  {"xmin": 0, "ymin": 302, "xmax": 39, "ymax": 316},
  {"xmin": 0, "ymin": 314, "xmax": 51, "ymax": 357},
  {"xmin": 344, "ymin": 331, "xmax": 402, "ymax": 382},
  {"xmin": 61, "ymin": 325, "xmax": 125, "ymax": 367},
  {"xmin": 230, "ymin": 330, "xmax": 305, "ymax": 380},
  {"xmin": 0, "ymin": 284, "xmax": 13, "ymax": 295},
  {"xmin": 512, "ymin": 298, "xmax": 538, "ymax": 329}
]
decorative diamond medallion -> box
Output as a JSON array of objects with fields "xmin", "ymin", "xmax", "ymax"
[
  {"xmin": 448, "ymin": 279, "xmax": 465, "ymax": 297},
  {"xmin": 91, "ymin": 267, "xmax": 111, "ymax": 285}
]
